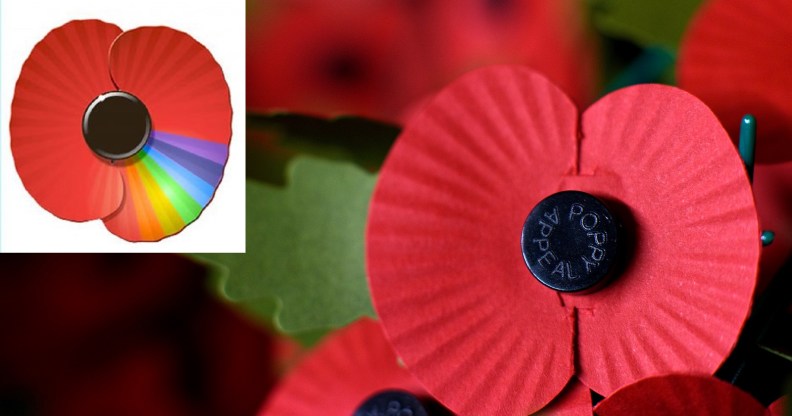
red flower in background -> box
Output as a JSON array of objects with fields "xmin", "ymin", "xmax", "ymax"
[
  {"xmin": 367, "ymin": 66, "xmax": 760, "ymax": 414},
  {"xmin": 246, "ymin": 0, "xmax": 598, "ymax": 123},
  {"xmin": 405, "ymin": 0, "xmax": 598, "ymax": 107},
  {"xmin": 678, "ymin": 0, "xmax": 792, "ymax": 291},
  {"xmin": 259, "ymin": 318, "xmax": 444, "ymax": 416},
  {"xmin": 247, "ymin": 1, "xmax": 432, "ymax": 123},
  {"xmin": 0, "ymin": 255, "xmax": 275, "ymax": 416},
  {"xmin": 594, "ymin": 374, "xmax": 787, "ymax": 416}
]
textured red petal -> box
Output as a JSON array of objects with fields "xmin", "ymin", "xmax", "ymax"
[
  {"xmin": 678, "ymin": 0, "xmax": 792, "ymax": 291},
  {"xmin": 539, "ymin": 378, "xmax": 593, "ymax": 415},
  {"xmin": 9, "ymin": 20, "xmax": 124, "ymax": 221},
  {"xmin": 258, "ymin": 319, "xmax": 425, "ymax": 416},
  {"xmin": 108, "ymin": 26, "xmax": 231, "ymax": 144},
  {"xmin": 246, "ymin": 2, "xmax": 432, "ymax": 123},
  {"xmin": 413, "ymin": 0, "xmax": 598, "ymax": 107},
  {"xmin": 769, "ymin": 396, "xmax": 788, "ymax": 416},
  {"xmin": 563, "ymin": 85, "xmax": 760, "ymax": 396},
  {"xmin": 678, "ymin": 0, "xmax": 792, "ymax": 165},
  {"xmin": 368, "ymin": 67, "xmax": 577, "ymax": 415},
  {"xmin": 594, "ymin": 374, "xmax": 769, "ymax": 416}
]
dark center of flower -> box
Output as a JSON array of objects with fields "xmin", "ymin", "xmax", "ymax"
[
  {"xmin": 354, "ymin": 390, "xmax": 428, "ymax": 416},
  {"xmin": 82, "ymin": 91, "xmax": 151, "ymax": 161},
  {"xmin": 322, "ymin": 49, "xmax": 368, "ymax": 86},
  {"xmin": 484, "ymin": 0, "xmax": 515, "ymax": 15},
  {"xmin": 521, "ymin": 190, "xmax": 620, "ymax": 293}
]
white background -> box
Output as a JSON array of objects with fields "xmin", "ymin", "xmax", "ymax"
[{"xmin": 0, "ymin": 0, "xmax": 246, "ymax": 252}]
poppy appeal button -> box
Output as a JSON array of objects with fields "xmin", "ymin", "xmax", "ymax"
[
  {"xmin": 354, "ymin": 390, "xmax": 429, "ymax": 416},
  {"xmin": 83, "ymin": 91, "xmax": 151, "ymax": 160},
  {"xmin": 521, "ymin": 190, "xmax": 619, "ymax": 292}
]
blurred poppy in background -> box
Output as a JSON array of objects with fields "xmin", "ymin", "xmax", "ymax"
[
  {"xmin": 0, "ymin": 255, "xmax": 277, "ymax": 416},
  {"xmin": 246, "ymin": 0, "xmax": 598, "ymax": 124}
]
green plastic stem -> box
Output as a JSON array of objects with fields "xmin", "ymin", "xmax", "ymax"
[{"xmin": 739, "ymin": 114, "xmax": 756, "ymax": 183}]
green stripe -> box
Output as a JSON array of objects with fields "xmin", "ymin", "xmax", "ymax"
[{"xmin": 139, "ymin": 151, "xmax": 202, "ymax": 223}]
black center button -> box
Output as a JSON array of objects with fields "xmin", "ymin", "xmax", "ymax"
[
  {"xmin": 82, "ymin": 91, "xmax": 151, "ymax": 160},
  {"xmin": 521, "ymin": 190, "xmax": 620, "ymax": 292},
  {"xmin": 354, "ymin": 390, "xmax": 428, "ymax": 416}
]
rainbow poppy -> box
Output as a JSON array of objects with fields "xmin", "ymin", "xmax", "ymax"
[
  {"xmin": 678, "ymin": 0, "xmax": 792, "ymax": 290},
  {"xmin": 10, "ymin": 20, "xmax": 232, "ymax": 242},
  {"xmin": 595, "ymin": 374, "xmax": 787, "ymax": 416},
  {"xmin": 367, "ymin": 66, "xmax": 760, "ymax": 414}
]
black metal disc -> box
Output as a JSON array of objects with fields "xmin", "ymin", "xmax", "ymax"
[
  {"xmin": 354, "ymin": 390, "xmax": 428, "ymax": 416},
  {"xmin": 82, "ymin": 91, "xmax": 151, "ymax": 160},
  {"xmin": 521, "ymin": 190, "xmax": 620, "ymax": 292}
]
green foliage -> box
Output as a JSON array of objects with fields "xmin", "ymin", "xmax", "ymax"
[
  {"xmin": 247, "ymin": 113, "xmax": 399, "ymax": 186},
  {"xmin": 194, "ymin": 157, "xmax": 377, "ymax": 334},
  {"xmin": 588, "ymin": 0, "xmax": 705, "ymax": 50}
]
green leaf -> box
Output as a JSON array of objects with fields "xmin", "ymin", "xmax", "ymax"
[
  {"xmin": 247, "ymin": 113, "xmax": 399, "ymax": 186},
  {"xmin": 194, "ymin": 157, "xmax": 377, "ymax": 334},
  {"xmin": 588, "ymin": 0, "xmax": 705, "ymax": 49}
]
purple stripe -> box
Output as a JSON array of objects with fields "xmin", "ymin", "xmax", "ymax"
[
  {"xmin": 150, "ymin": 131, "xmax": 229, "ymax": 165},
  {"xmin": 148, "ymin": 136, "xmax": 225, "ymax": 187}
]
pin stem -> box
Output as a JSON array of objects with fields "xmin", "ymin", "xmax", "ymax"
[{"xmin": 739, "ymin": 114, "xmax": 756, "ymax": 183}]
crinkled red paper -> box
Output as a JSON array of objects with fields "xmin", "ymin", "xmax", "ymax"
[
  {"xmin": 678, "ymin": 0, "xmax": 792, "ymax": 291},
  {"xmin": 367, "ymin": 66, "xmax": 760, "ymax": 414},
  {"xmin": 259, "ymin": 318, "xmax": 426, "ymax": 416},
  {"xmin": 594, "ymin": 374, "xmax": 772, "ymax": 416}
]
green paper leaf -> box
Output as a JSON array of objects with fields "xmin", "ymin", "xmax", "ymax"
[
  {"xmin": 194, "ymin": 157, "xmax": 377, "ymax": 334},
  {"xmin": 588, "ymin": 0, "xmax": 705, "ymax": 49},
  {"xmin": 247, "ymin": 113, "xmax": 399, "ymax": 186}
]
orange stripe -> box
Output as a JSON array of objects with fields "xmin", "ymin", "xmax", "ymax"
[
  {"xmin": 135, "ymin": 156, "xmax": 184, "ymax": 237},
  {"xmin": 125, "ymin": 162, "xmax": 163, "ymax": 240}
]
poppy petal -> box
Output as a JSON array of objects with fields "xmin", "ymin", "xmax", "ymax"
[
  {"xmin": 769, "ymin": 396, "xmax": 788, "ymax": 416},
  {"xmin": 415, "ymin": 0, "xmax": 599, "ymax": 106},
  {"xmin": 9, "ymin": 20, "xmax": 124, "ymax": 221},
  {"xmin": 259, "ymin": 319, "xmax": 425, "ymax": 416},
  {"xmin": 104, "ymin": 27, "xmax": 231, "ymax": 241},
  {"xmin": 246, "ymin": 2, "xmax": 431, "ymax": 124},
  {"xmin": 594, "ymin": 374, "xmax": 769, "ymax": 416},
  {"xmin": 367, "ymin": 67, "xmax": 578, "ymax": 415},
  {"xmin": 539, "ymin": 378, "xmax": 593, "ymax": 415},
  {"xmin": 562, "ymin": 85, "xmax": 760, "ymax": 396},
  {"xmin": 678, "ymin": 0, "xmax": 792, "ymax": 164},
  {"xmin": 108, "ymin": 26, "xmax": 232, "ymax": 144},
  {"xmin": 678, "ymin": 0, "xmax": 792, "ymax": 292}
]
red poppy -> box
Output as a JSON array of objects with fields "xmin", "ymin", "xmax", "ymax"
[
  {"xmin": 770, "ymin": 396, "xmax": 788, "ymax": 416},
  {"xmin": 246, "ymin": 0, "xmax": 598, "ymax": 123},
  {"xmin": 0, "ymin": 254, "xmax": 276, "ymax": 416},
  {"xmin": 367, "ymin": 66, "xmax": 760, "ymax": 414},
  {"xmin": 540, "ymin": 379, "xmax": 594, "ymax": 416},
  {"xmin": 258, "ymin": 318, "xmax": 432, "ymax": 415},
  {"xmin": 594, "ymin": 374, "xmax": 784, "ymax": 416},
  {"xmin": 10, "ymin": 20, "xmax": 231, "ymax": 242},
  {"xmin": 677, "ymin": 0, "xmax": 792, "ymax": 290},
  {"xmin": 405, "ymin": 0, "xmax": 599, "ymax": 107},
  {"xmin": 246, "ymin": 1, "xmax": 432, "ymax": 123}
]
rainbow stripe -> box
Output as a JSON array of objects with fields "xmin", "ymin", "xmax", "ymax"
[{"xmin": 117, "ymin": 131, "xmax": 228, "ymax": 240}]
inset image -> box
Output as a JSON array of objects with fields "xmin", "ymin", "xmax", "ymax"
[{"xmin": 10, "ymin": 20, "xmax": 231, "ymax": 243}]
